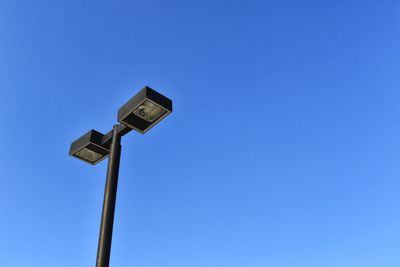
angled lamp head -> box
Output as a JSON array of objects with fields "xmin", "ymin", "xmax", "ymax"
[
  {"xmin": 69, "ymin": 130, "xmax": 109, "ymax": 165},
  {"xmin": 118, "ymin": 86, "xmax": 172, "ymax": 134}
]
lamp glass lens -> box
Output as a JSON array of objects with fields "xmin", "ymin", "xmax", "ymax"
[
  {"xmin": 133, "ymin": 100, "xmax": 166, "ymax": 122},
  {"xmin": 75, "ymin": 147, "xmax": 103, "ymax": 163}
]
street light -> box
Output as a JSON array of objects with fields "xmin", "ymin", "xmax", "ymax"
[
  {"xmin": 69, "ymin": 86, "xmax": 172, "ymax": 267},
  {"xmin": 69, "ymin": 130, "xmax": 109, "ymax": 165},
  {"xmin": 118, "ymin": 86, "xmax": 172, "ymax": 133}
]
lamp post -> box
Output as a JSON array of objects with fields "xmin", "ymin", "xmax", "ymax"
[{"xmin": 69, "ymin": 86, "xmax": 172, "ymax": 267}]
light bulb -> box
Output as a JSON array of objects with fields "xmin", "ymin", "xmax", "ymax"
[{"xmin": 134, "ymin": 100, "xmax": 166, "ymax": 122}]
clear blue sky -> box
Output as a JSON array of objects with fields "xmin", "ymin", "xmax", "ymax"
[{"xmin": 1, "ymin": 1, "xmax": 400, "ymax": 266}]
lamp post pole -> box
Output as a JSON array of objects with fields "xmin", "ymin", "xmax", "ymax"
[{"xmin": 96, "ymin": 125, "xmax": 122, "ymax": 267}]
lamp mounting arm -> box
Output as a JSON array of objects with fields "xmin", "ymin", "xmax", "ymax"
[{"xmin": 101, "ymin": 123, "xmax": 132, "ymax": 149}]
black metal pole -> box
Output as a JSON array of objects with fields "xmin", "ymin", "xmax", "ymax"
[{"xmin": 96, "ymin": 125, "xmax": 122, "ymax": 267}]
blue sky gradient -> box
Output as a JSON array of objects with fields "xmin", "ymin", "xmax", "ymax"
[{"xmin": 1, "ymin": 1, "xmax": 400, "ymax": 266}]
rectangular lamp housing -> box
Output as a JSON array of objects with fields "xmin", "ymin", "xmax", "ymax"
[
  {"xmin": 69, "ymin": 130, "xmax": 109, "ymax": 165},
  {"xmin": 118, "ymin": 86, "xmax": 172, "ymax": 134}
]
